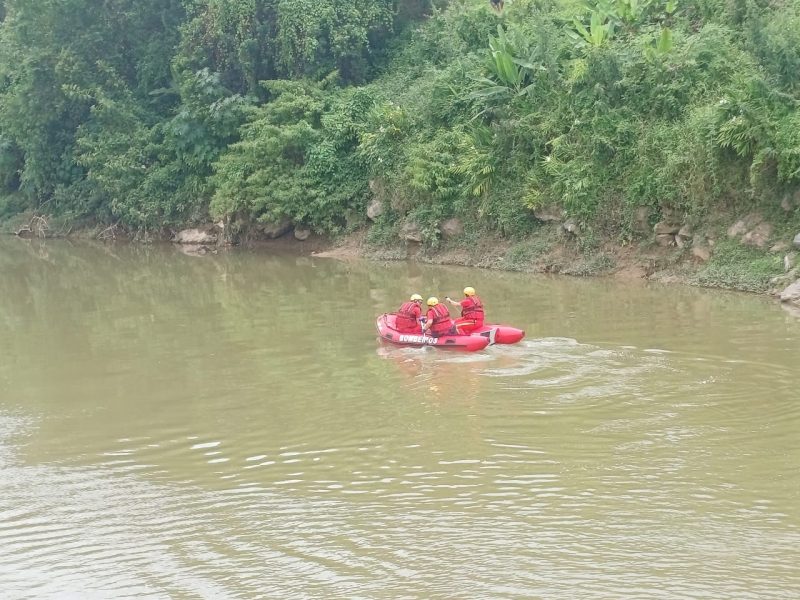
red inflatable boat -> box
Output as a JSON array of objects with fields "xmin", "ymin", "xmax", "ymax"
[
  {"xmin": 376, "ymin": 314, "xmax": 490, "ymax": 352},
  {"xmin": 376, "ymin": 315, "xmax": 525, "ymax": 351}
]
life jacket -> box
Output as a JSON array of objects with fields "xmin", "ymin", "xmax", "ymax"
[
  {"xmin": 427, "ymin": 303, "xmax": 452, "ymax": 336},
  {"xmin": 461, "ymin": 295, "xmax": 484, "ymax": 321},
  {"xmin": 395, "ymin": 301, "xmax": 421, "ymax": 332}
]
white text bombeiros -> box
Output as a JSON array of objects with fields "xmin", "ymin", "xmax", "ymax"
[{"xmin": 398, "ymin": 334, "xmax": 438, "ymax": 345}]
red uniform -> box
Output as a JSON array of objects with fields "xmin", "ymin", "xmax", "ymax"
[
  {"xmin": 454, "ymin": 295, "xmax": 484, "ymax": 334},
  {"xmin": 426, "ymin": 303, "xmax": 454, "ymax": 337},
  {"xmin": 395, "ymin": 301, "xmax": 422, "ymax": 333}
]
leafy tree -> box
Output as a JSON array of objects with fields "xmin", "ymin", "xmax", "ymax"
[
  {"xmin": 177, "ymin": 0, "xmax": 272, "ymax": 96},
  {"xmin": 75, "ymin": 67, "xmax": 248, "ymax": 228},
  {"xmin": 0, "ymin": 0, "xmax": 185, "ymax": 214},
  {"xmin": 211, "ymin": 79, "xmax": 376, "ymax": 233},
  {"xmin": 1, "ymin": 0, "xmax": 798, "ymax": 242},
  {"xmin": 274, "ymin": 0, "xmax": 394, "ymax": 82}
]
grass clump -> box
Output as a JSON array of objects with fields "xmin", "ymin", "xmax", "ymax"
[
  {"xmin": 695, "ymin": 240, "xmax": 784, "ymax": 292},
  {"xmin": 501, "ymin": 234, "xmax": 556, "ymax": 271},
  {"xmin": 365, "ymin": 218, "xmax": 400, "ymax": 248},
  {"xmin": 562, "ymin": 253, "xmax": 616, "ymax": 276}
]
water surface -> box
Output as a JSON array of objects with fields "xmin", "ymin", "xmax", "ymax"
[{"xmin": 1, "ymin": 238, "xmax": 798, "ymax": 598}]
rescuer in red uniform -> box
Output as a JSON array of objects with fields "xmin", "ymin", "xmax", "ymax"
[
  {"xmin": 394, "ymin": 293, "xmax": 424, "ymax": 333},
  {"xmin": 423, "ymin": 297, "xmax": 455, "ymax": 337},
  {"xmin": 446, "ymin": 286, "xmax": 485, "ymax": 334}
]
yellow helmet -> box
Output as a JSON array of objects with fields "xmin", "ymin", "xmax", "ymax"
[
  {"xmin": 426, "ymin": 297, "xmax": 439, "ymax": 307},
  {"xmin": 463, "ymin": 286, "xmax": 476, "ymax": 296},
  {"xmin": 410, "ymin": 293, "xmax": 423, "ymax": 302}
]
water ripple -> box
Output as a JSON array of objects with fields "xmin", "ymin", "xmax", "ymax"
[{"xmin": 2, "ymin": 243, "xmax": 800, "ymax": 599}]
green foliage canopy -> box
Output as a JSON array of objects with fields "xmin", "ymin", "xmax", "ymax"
[{"xmin": 0, "ymin": 0, "xmax": 798, "ymax": 242}]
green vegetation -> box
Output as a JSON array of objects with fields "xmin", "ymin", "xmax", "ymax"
[
  {"xmin": 695, "ymin": 239, "xmax": 784, "ymax": 292},
  {"xmin": 1, "ymin": 0, "xmax": 799, "ymax": 261},
  {"xmin": 501, "ymin": 232, "xmax": 557, "ymax": 271}
]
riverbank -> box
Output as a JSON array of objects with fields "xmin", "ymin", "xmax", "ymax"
[
  {"xmin": 315, "ymin": 215, "xmax": 800, "ymax": 305},
  {"xmin": 4, "ymin": 208, "xmax": 800, "ymax": 310}
]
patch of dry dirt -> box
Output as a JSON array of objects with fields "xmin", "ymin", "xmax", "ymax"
[
  {"xmin": 310, "ymin": 230, "xmax": 367, "ymax": 259},
  {"xmin": 237, "ymin": 231, "xmax": 336, "ymax": 255}
]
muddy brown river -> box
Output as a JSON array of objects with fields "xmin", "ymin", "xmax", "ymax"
[{"xmin": 1, "ymin": 238, "xmax": 798, "ymax": 598}]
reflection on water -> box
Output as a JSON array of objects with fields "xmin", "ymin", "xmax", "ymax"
[{"xmin": 1, "ymin": 238, "xmax": 799, "ymax": 599}]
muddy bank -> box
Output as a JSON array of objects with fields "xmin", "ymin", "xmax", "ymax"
[
  {"xmin": 318, "ymin": 225, "xmax": 797, "ymax": 296},
  {"xmin": 312, "ymin": 218, "xmax": 800, "ymax": 315},
  {"xmin": 4, "ymin": 210, "xmax": 800, "ymax": 311}
]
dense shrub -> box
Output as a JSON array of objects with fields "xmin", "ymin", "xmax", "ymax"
[{"xmin": 1, "ymin": 0, "xmax": 798, "ymax": 239}]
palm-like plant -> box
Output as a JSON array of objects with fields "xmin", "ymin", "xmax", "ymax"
[
  {"xmin": 569, "ymin": 11, "xmax": 615, "ymax": 48},
  {"xmin": 470, "ymin": 26, "xmax": 541, "ymax": 102}
]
